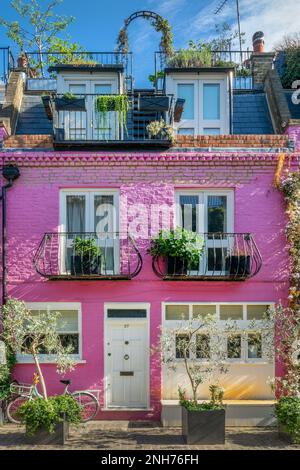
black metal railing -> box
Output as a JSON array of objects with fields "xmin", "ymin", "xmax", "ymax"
[
  {"xmin": 0, "ymin": 47, "xmax": 15, "ymax": 84},
  {"xmin": 52, "ymin": 93, "xmax": 174, "ymax": 143},
  {"xmin": 24, "ymin": 51, "xmax": 133, "ymax": 91},
  {"xmin": 152, "ymin": 233, "xmax": 262, "ymax": 280},
  {"xmin": 33, "ymin": 232, "xmax": 143, "ymax": 280},
  {"xmin": 155, "ymin": 50, "xmax": 252, "ymax": 91}
]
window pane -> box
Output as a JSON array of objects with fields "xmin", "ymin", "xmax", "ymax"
[
  {"xmin": 69, "ymin": 84, "xmax": 86, "ymax": 95},
  {"xmin": 94, "ymin": 194, "xmax": 115, "ymax": 233},
  {"xmin": 203, "ymin": 128, "xmax": 220, "ymax": 135},
  {"xmin": 193, "ymin": 304, "xmax": 216, "ymax": 319},
  {"xmin": 220, "ymin": 305, "xmax": 243, "ymax": 320},
  {"xmin": 178, "ymin": 84, "xmax": 194, "ymax": 119},
  {"xmin": 166, "ymin": 305, "xmax": 189, "ymax": 320},
  {"xmin": 50, "ymin": 310, "xmax": 78, "ymax": 332},
  {"xmin": 94, "ymin": 84, "xmax": 112, "ymax": 94},
  {"xmin": 59, "ymin": 334, "xmax": 79, "ymax": 354},
  {"xmin": 66, "ymin": 195, "xmax": 85, "ymax": 233},
  {"xmin": 179, "ymin": 195, "xmax": 198, "ymax": 232},
  {"xmin": 247, "ymin": 305, "xmax": 270, "ymax": 320},
  {"xmin": 178, "ymin": 128, "xmax": 194, "ymax": 135},
  {"xmin": 227, "ymin": 334, "xmax": 242, "ymax": 359},
  {"xmin": 203, "ymin": 84, "xmax": 220, "ymax": 120},
  {"xmin": 196, "ymin": 334, "xmax": 210, "ymax": 359},
  {"xmin": 207, "ymin": 195, "xmax": 227, "ymax": 233},
  {"xmin": 176, "ymin": 334, "xmax": 190, "ymax": 358},
  {"xmin": 248, "ymin": 333, "xmax": 262, "ymax": 358},
  {"xmin": 107, "ymin": 309, "xmax": 147, "ymax": 318}
]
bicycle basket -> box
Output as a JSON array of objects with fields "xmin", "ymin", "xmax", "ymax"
[{"xmin": 10, "ymin": 383, "xmax": 33, "ymax": 396}]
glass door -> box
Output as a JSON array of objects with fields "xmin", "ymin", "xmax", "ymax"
[
  {"xmin": 92, "ymin": 82, "xmax": 118, "ymax": 140},
  {"xmin": 63, "ymin": 83, "xmax": 87, "ymax": 140}
]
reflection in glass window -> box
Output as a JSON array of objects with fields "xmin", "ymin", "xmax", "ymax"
[
  {"xmin": 179, "ymin": 195, "xmax": 199, "ymax": 233},
  {"xmin": 207, "ymin": 195, "xmax": 227, "ymax": 233},
  {"xmin": 178, "ymin": 128, "xmax": 195, "ymax": 135},
  {"xmin": 166, "ymin": 305, "xmax": 189, "ymax": 320},
  {"xmin": 220, "ymin": 305, "xmax": 243, "ymax": 320},
  {"xmin": 227, "ymin": 334, "xmax": 242, "ymax": 359},
  {"xmin": 178, "ymin": 84, "xmax": 194, "ymax": 119},
  {"xmin": 248, "ymin": 333, "xmax": 262, "ymax": 359},
  {"xmin": 247, "ymin": 305, "xmax": 270, "ymax": 320},
  {"xmin": 203, "ymin": 128, "xmax": 220, "ymax": 135},
  {"xmin": 176, "ymin": 334, "xmax": 190, "ymax": 358},
  {"xmin": 192, "ymin": 304, "xmax": 216, "ymax": 319},
  {"xmin": 196, "ymin": 334, "xmax": 210, "ymax": 359}
]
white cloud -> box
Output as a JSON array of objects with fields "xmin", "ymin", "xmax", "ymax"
[{"xmin": 189, "ymin": 0, "xmax": 300, "ymax": 50}]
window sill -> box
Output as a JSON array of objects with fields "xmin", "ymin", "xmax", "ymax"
[{"xmin": 16, "ymin": 356, "xmax": 86, "ymax": 364}]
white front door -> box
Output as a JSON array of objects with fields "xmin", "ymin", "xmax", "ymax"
[{"xmin": 105, "ymin": 309, "xmax": 149, "ymax": 409}]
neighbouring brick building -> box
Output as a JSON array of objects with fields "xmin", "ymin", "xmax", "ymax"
[{"xmin": 0, "ymin": 25, "xmax": 300, "ymax": 426}]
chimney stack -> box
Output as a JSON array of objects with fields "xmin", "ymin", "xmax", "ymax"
[{"xmin": 252, "ymin": 31, "xmax": 265, "ymax": 53}]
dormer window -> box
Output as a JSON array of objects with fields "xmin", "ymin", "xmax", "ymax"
[{"xmin": 166, "ymin": 71, "xmax": 231, "ymax": 136}]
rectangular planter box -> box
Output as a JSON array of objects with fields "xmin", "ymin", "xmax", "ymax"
[
  {"xmin": 55, "ymin": 97, "xmax": 86, "ymax": 111},
  {"xmin": 139, "ymin": 95, "xmax": 170, "ymax": 112},
  {"xmin": 71, "ymin": 255, "xmax": 101, "ymax": 275},
  {"xmin": 182, "ymin": 406, "xmax": 225, "ymax": 445},
  {"xmin": 25, "ymin": 421, "xmax": 69, "ymax": 445},
  {"xmin": 167, "ymin": 256, "xmax": 187, "ymax": 275}
]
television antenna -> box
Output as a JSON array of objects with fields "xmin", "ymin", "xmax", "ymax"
[{"xmin": 214, "ymin": 0, "xmax": 243, "ymax": 57}]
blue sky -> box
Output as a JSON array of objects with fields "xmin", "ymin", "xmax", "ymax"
[{"xmin": 0, "ymin": 0, "xmax": 298, "ymax": 86}]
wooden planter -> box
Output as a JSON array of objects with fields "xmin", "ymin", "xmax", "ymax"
[
  {"xmin": 55, "ymin": 97, "xmax": 86, "ymax": 112},
  {"xmin": 225, "ymin": 255, "xmax": 251, "ymax": 276},
  {"xmin": 71, "ymin": 255, "xmax": 101, "ymax": 275},
  {"xmin": 182, "ymin": 406, "xmax": 225, "ymax": 445},
  {"xmin": 25, "ymin": 420, "xmax": 69, "ymax": 445}
]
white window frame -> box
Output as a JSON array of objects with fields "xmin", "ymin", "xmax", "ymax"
[
  {"xmin": 162, "ymin": 302, "xmax": 274, "ymax": 364},
  {"xmin": 59, "ymin": 189, "xmax": 120, "ymax": 275},
  {"xmin": 16, "ymin": 302, "xmax": 82, "ymax": 363},
  {"xmin": 169, "ymin": 74, "xmax": 230, "ymax": 135},
  {"xmin": 176, "ymin": 189, "xmax": 234, "ymax": 276}
]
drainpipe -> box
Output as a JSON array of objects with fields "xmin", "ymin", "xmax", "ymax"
[{"xmin": 1, "ymin": 164, "xmax": 20, "ymax": 306}]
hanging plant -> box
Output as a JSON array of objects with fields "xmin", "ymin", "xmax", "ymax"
[{"xmin": 94, "ymin": 95, "xmax": 129, "ymax": 133}]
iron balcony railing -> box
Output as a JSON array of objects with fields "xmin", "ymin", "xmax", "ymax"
[
  {"xmin": 24, "ymin": 51, "xmax": 133, "ymax": 91},
  {"xmin": 52, "ymin": 93, "xmax": 174, "ymax": 144},
  {"xmin": 152, "ymin": 233, "xmax": 262, "ymax": 280},
  {"xmin": 33, "ymin": 232, "xmax": 143, "ymax": 280},
  {"xmin": 0, "ymin": 47, "xmax": 15, "ymax": 85},
  {"xmin": 155, "ymin": 50, "xmax": 252, "ymax": 91}
]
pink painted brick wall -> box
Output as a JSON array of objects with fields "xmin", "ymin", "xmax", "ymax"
[
  {"xmin": 286, "ymin": 124, "xmax": 300, "ymax": 151},
  {"xmin": 1, "ymin": 150, "xmax": 298, "ymax": 417}
]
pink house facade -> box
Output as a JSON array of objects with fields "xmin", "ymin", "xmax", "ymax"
[{"xmin": 1, "ymin": 28, "xmax": 300, "ymax": 425}]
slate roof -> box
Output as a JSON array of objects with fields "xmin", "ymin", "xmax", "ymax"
[
  {"xmin": 233, "ymin": 92, "xmax": 274, "ymax": 134},
  {"xmin": 16, "ymin": 93, "xmax": 52, "ymax": 135},
  {"xmin": 284, "ymin": 90, "xmax": 300, "ymax": 119}
]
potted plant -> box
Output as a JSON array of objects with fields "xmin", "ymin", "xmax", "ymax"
[
  {"xmin": 1, "ymin": 299, "xmax": 78, "ymax": 444},
  {"xmin": 148, "ymin": 227, "xmax": 204, "ymax": 275},
  {"xmin": 71, "ymin": 236, "xmax": 102, "ymax": 275},
  {"xmin": 156, "ymin": 313, "xmax": 235, "ymax": 445},
  {"xmin": 225, "ymin": 251, "xmax": 251, "ymax": 276},
  {"xmin": 147, "ymin": 118, "xmax": 175, "ymax": 142},
  {"xmin": 55, "ymin": 92, "xmax": 86, "ymax": 111},
  {"xmin": 19, "ymin": 394, "xmax": 81, "ymax": 445}
]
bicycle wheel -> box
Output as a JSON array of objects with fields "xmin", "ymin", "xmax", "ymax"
[
  {"xmin": 7, "ymin": 396, "xmax": 29, "ymax": 424},
  {"xmin": 71, "ymin": 391, "xmax": 99, "ymax": 422}
]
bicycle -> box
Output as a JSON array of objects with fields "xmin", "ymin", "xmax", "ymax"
[{"xmin": 6, "ymin": 375, "xmax": 100, "ymax": 424}]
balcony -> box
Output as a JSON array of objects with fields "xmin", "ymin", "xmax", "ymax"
[
  {"xmin": 50, "ymin": 92, "xmax": 175, "ymax": 148},
  {"xmin": 152, "ymin": 233, "xmax": 262, "ymax": 281},
  {"xmin": 33, "ymin": 232, "xmax": 143, "ymax": 280}
]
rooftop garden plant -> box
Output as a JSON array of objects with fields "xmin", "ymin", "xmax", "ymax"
[
  {"xmin": 146, "ymin": 118, "xmax": 175, "ymax": 142},
  {"xmin": 167, "ymin": 42, "xmax": 212, "ymax": 68}
]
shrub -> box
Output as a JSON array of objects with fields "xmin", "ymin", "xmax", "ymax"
[
  {"xmin": 275, "ymin": 396, "xmax": 300, "ymax": 443},
  {"xmin": 18, "ymin": 395, "xmax": 82, "ymax": 436}
]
